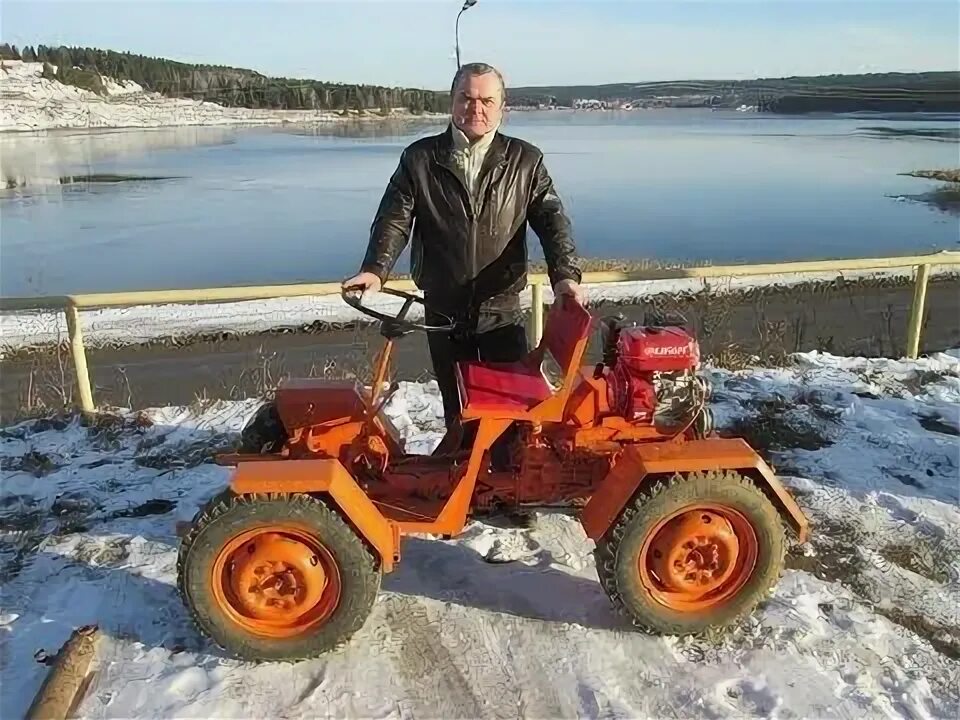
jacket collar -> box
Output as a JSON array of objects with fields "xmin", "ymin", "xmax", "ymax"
[
  {"xmin": 451, "ymin": 120, "xmax": 499, "ymax": 155},
  {"xmin": 434, "ymin": 122, "xmax": 508, "ymax": 173}
]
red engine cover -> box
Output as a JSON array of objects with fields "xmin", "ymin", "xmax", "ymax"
[{"xmin": 616, "ymin": 326, "xmax": 699, "ymax": 373}]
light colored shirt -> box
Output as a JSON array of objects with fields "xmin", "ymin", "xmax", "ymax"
[{"xmin": 450, "ymin": 121, "xmax": 499, "ymax": 200}]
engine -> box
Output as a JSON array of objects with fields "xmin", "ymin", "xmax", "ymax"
[{"xmin": 601, "ymin": 319, "xmax": 714, "ymax": 437}]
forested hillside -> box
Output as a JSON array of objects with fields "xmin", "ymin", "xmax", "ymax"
[{"xmin": 0, "ymin": 44, "xmax": 448, "ymax": 113}]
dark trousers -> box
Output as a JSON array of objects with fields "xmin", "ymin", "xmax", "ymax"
[{"xmin": 426, "ymin": 321, "xmax": 529, "ymax": 429}]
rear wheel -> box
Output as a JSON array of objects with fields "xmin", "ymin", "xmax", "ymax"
[
  {"xmin": 177, "ymin": 492, "xmax": 380, "ymax": 661},
  {"xmin": 594, "ymin": 470, "xmax": 784, "ymax": 635}
]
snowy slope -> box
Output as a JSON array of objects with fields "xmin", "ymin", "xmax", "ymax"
[
  {"xmin": 1, "ymin": 352, "xmax": 958, "ymax": 718},
  {"xmin": 0, "ymin": 60, "xmax": 434, "ymax": 133}
]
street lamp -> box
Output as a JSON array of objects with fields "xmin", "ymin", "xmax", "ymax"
[{"xmin": 455, "ymin": 0, "xmax": 478, "ymax": 69}]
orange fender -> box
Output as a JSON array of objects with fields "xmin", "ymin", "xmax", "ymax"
[
  {"xmin": 579, "ymin": 438, "xmax": 809, "ymax": 544},
  {"xmin": 229, "ymin": 459, "xmax": 400, "ymax": 572}
]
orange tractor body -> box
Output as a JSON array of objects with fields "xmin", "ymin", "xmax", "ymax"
[{"xmin": 178, "ymin": 288, "xmax": 809, "ymax": 661}]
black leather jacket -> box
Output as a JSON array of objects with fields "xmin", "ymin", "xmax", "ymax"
[{"xmin": 360, "ymin": 125, "xmax": 582, "ymax": 332}]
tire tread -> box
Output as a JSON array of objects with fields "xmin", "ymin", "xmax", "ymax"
[
  {"xmin": 593, "ymin": 470, "xmax": 786, "ymax": 636},
  {"xmin": 176, "ymin": 490, "xmax": 381, "ymax": 662}
]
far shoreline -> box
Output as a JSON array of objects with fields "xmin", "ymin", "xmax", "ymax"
[
  {"xmin": 4, "ymin": 106, "xmax": 957, "ymax": 136},
  {"xmin": 0, "ymin": 108, "xmax": 449, "ymax": 135}
]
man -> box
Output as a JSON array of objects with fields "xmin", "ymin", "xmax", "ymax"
[{"xmin": 343, "ymin": 61, "xmax": 583, "ymax": 435}]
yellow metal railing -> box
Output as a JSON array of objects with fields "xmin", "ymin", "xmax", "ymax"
[{"xmin": 2, "ymin": 249, "xmax": 959, "ymax": 415}]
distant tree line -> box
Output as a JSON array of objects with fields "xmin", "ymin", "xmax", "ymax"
[
  {"xmin": 508, "ymin": 72, "xmax": 960, "ymax": 113},
  {"xmin": 5, "ymin": 42, "xmax": 956, "ymax": 114},
  {"xmin": 0, "ymin": 43, "xmax": 450, "ymax": 114},
  {"xmin": 762, "ymin": 82, "xmax": 960, "ymax": 113}
]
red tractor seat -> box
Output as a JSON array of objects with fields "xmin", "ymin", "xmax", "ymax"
[
  {"xmin": 456, "ymin": 359, "xmax": 552, "ymax": 412},
  {"xmin": 454, "ymin": 297, "xmax": 594, "ymax": 417}
]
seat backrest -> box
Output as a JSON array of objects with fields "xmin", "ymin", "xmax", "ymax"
[{"xmin": 539, "ymin": 296, "xmax": 593, "ymax": 380}]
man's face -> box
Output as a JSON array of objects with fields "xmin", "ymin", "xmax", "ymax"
[{"xmin": 451, "ymin": 71, "xmax": 503, "ymax": 140}]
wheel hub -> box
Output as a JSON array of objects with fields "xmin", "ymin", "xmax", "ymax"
[
  {"xmin": 646, "ymin": 508, "xmax": 745, "ymax": 602},
  {"xmin": 212, "ymin": 526, "xmax": 341, "ymax": 637},
  {"xmin": 248, "ymin": 558, "xmax": 324, "ymax": 610}
]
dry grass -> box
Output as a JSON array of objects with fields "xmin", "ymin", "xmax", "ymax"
[
  {"xmin": 720, "ymin": 394, "xmax": 837, "ymax": 455},
  {"xmin": 898, "ymin": 168, "xmax": 960, "ymax": 216},
  {"xmin": 133, "ymin": 437, "xmax": 237, "ymax": 471},
  {"xmin": 0, "ymin": 449, "xmax": 64, "ymax": 477},
  {"xmin": 878, "ymin": 541, "xmax": 951, "ymax": 585},
  {"xmin": 16, "ymin": 331, "xmax": 74, "ymax": 417},
  {"xmin": 902, "ymin": 168, "xmax": 960, "ymax": 184},
  {"xmin": 785, "ymin": 520, "xmax": 960, "ymax": 661}
]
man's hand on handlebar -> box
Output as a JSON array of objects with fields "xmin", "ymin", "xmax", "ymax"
[
  {"xmin": 342, "ymin": 271, "xmax": 382, "ymax": 298},
  {"xmin": 339, "ymin": 280, "xmax": 457, "ymax": 334}
]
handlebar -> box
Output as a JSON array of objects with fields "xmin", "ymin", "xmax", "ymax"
[{"xmin": 341, "ymin": 285, "xmax": 457, "ymax": 335}]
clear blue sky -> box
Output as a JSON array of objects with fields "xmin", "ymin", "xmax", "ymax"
[{"xmin": 3, "ymin": 1, "xmax": 957, "ymax": 89}]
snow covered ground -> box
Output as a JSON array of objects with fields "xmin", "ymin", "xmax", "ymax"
[
  {"xmin": 2, "ymin": 266, "xmax": 954, "ymax": 356},
  {"xmin": 1, "ymin": 351, "xmax": 958, "ymax": 718},
  {"xmin": 0, "ymin": 60, "xmax": 437, "ymax": 133}
]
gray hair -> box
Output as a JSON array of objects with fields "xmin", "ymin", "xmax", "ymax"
[{"xmin": 450, "ymin": 62, "xmax": 506, "ymax": 104}]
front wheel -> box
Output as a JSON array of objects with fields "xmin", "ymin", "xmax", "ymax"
[
  {"xmin": 594, "ymin": 470, "xmax": 785, "ymax": 635},
  {"xmin": 177, "ymin": 492, "xmax": 381, "ymax": 661}
]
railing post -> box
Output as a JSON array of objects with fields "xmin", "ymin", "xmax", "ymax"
[
  {"xmin": 906, "ymin": 263, "xmax": 931, "ymax": 360},
  {"xmin": 65, "ymin": 301, "xmax": 95, "ymax": 414},
  {"xmin": 530, "ymin": 281, "xmax": 544, "ymax": 346}
]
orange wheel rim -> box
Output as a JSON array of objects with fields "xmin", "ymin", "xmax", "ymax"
[
  {"xmin": 211, "ymin": 524, "xmax": 341, "ymax": 638},
  {"xmin": 638, "ymin": 504, "xmax": 758, "ymax": 612}
]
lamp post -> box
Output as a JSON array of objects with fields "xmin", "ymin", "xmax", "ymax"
[{"xmin": 455, "ymin": 0, "xmax": 478, "ymax": 68}]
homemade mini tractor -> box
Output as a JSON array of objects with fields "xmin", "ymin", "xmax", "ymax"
[{"xmin": 177, "ymin": 287, "xmax": 809, "ymax": 661}]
